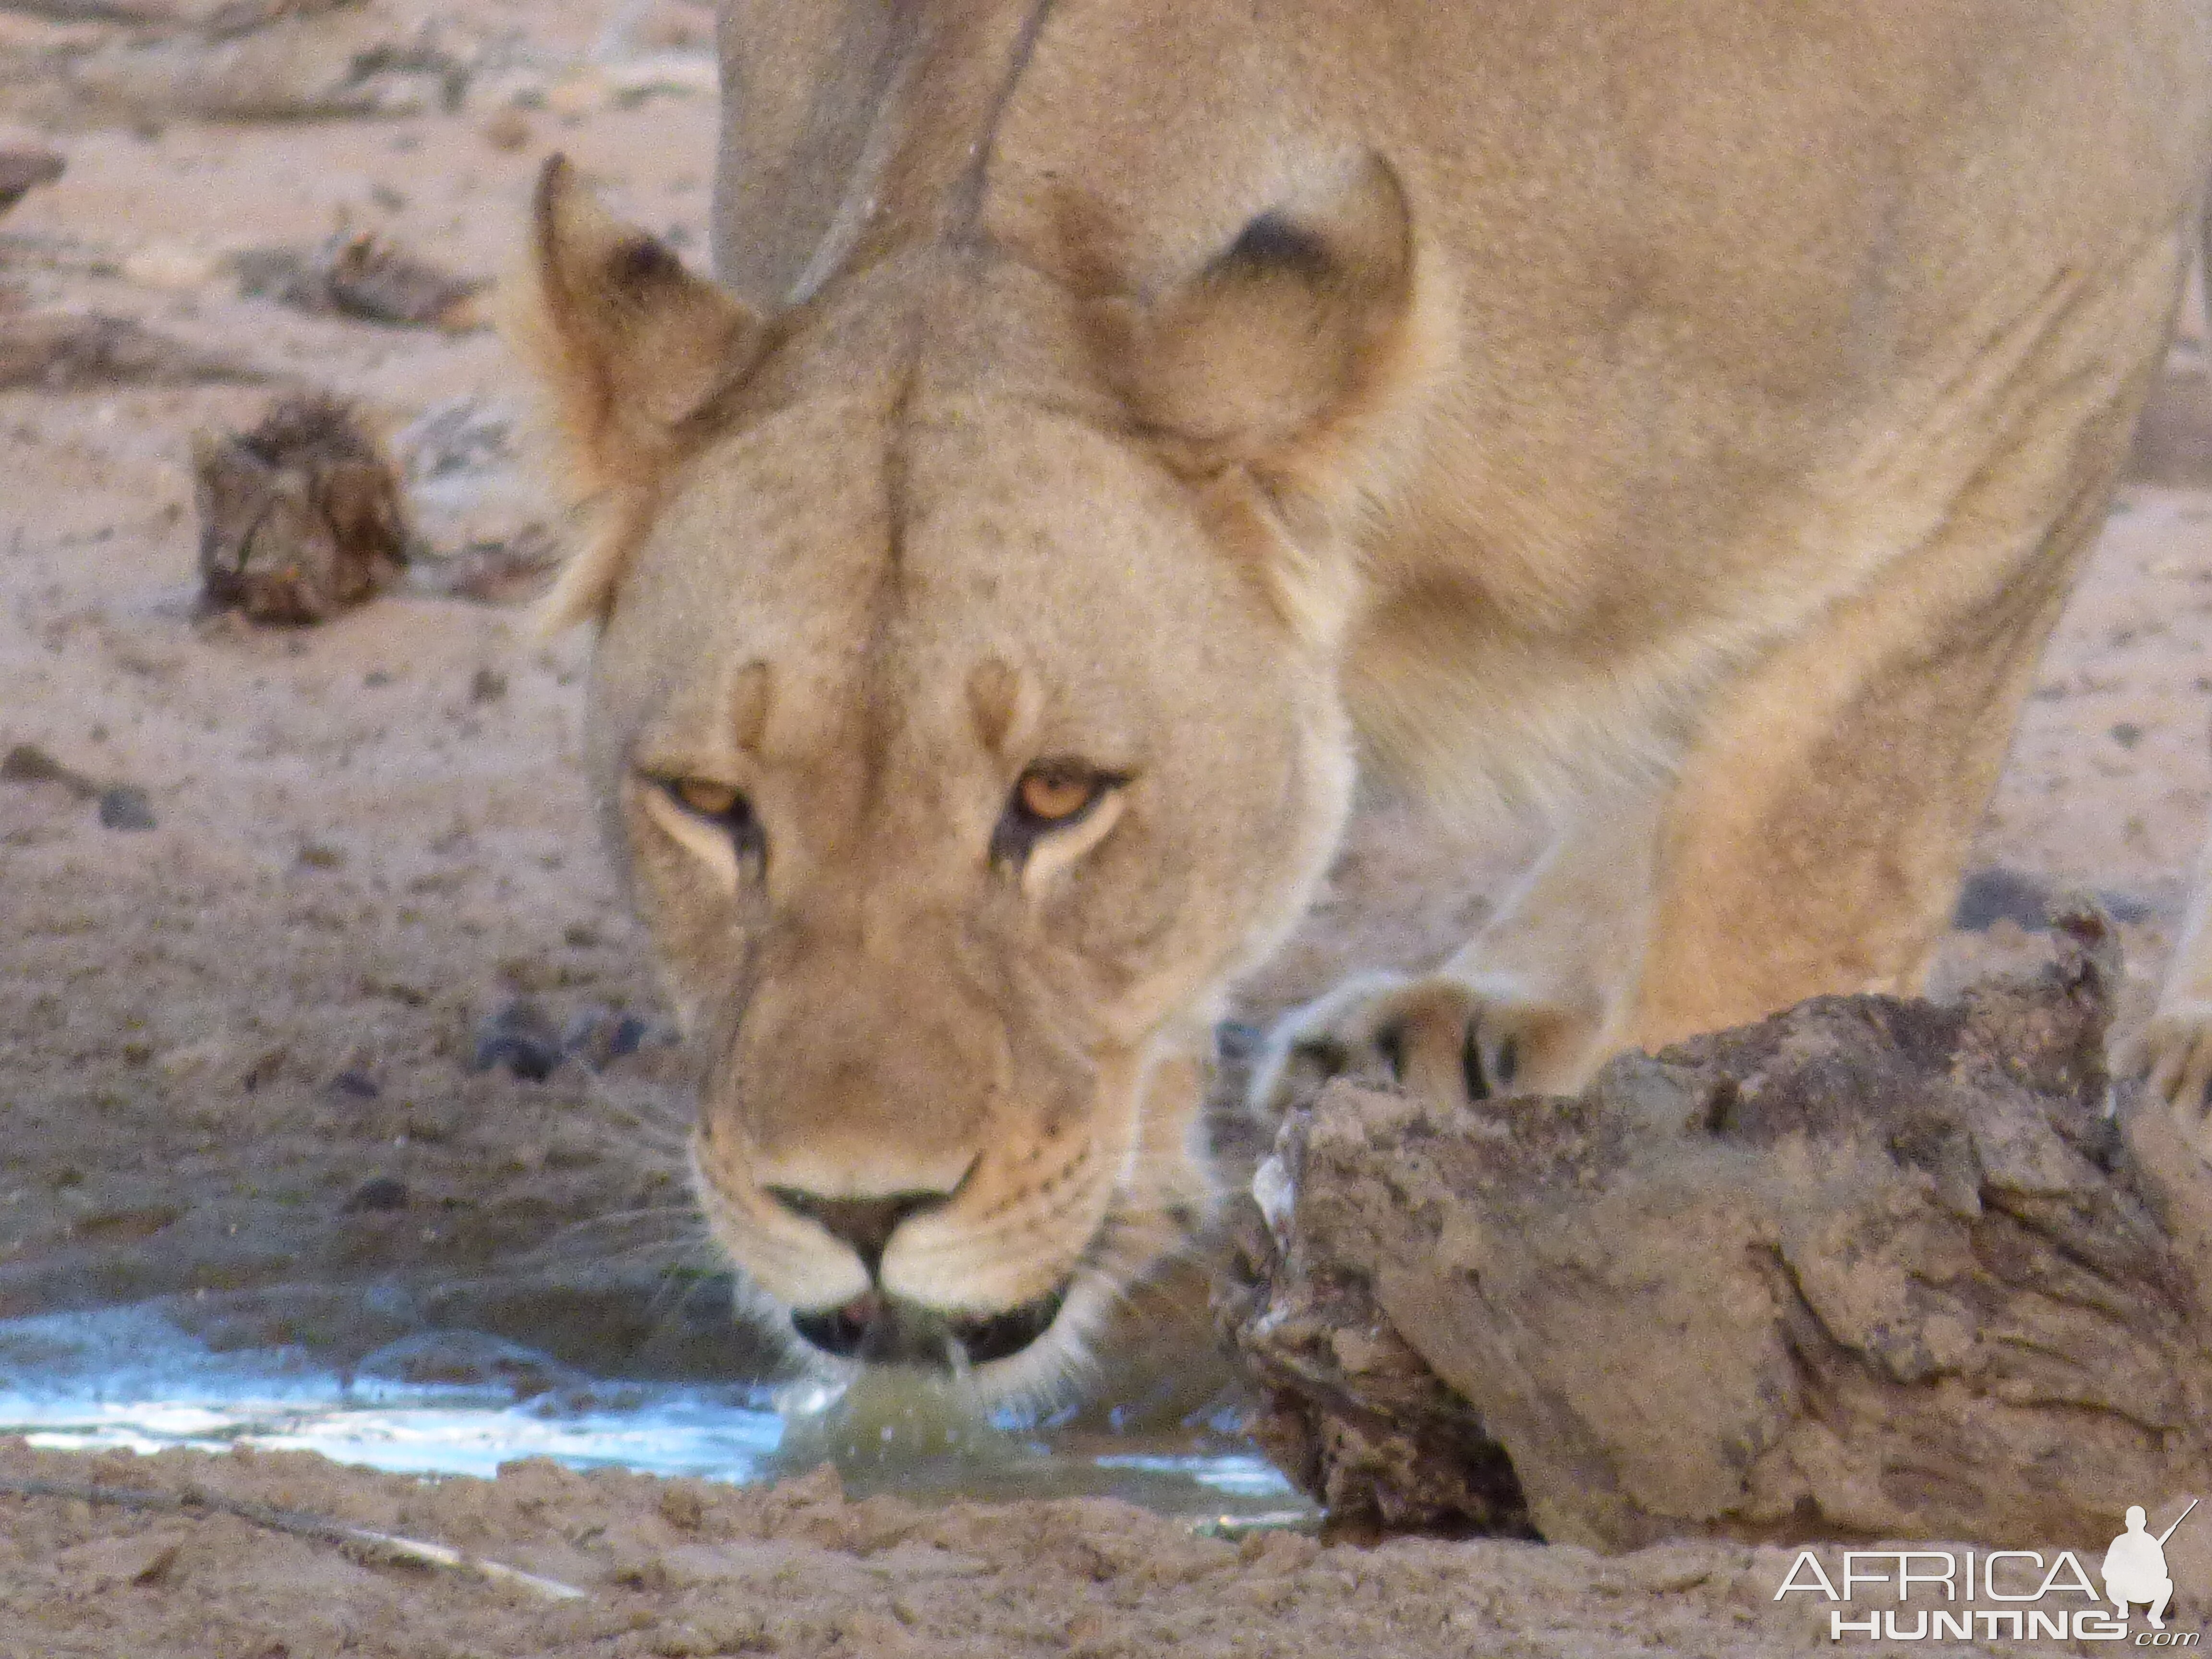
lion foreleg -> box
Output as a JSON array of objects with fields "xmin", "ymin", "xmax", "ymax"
[
  {"xmin": 1248, "ymin": 787, "xmax": 1659, "ymax": 1112},
  {"xmin": 2123, "ymin": 815, "xmax": 2212, "ymax": 1155}
]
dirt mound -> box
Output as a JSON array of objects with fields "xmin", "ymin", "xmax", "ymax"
[{"xmin": 0, "ymin": 1437, "xmax": 1852, "ymax": 1659}]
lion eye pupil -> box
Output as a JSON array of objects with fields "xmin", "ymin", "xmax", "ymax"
[{"xmin": 1018, "ymin": 771, "xmax": 1094, "ymax": 822}]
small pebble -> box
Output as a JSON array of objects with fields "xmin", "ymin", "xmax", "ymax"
[
  {"xmin": 343, "ymin": 1176, "xmax": 409, "ymax": 1213},
  {"xmin": 471, "ymin": 998, "xmax": 565, "ymax": 1081},
  {"xmin": 1, "ymin": 742, "xmax": 75, "ymax": 786},
  {"xmin": 241, "ymin": 1045, "xmax": 287, "ymax": 1091},
  {"xmin": 97, "ymin": 786, "xmax": 156, "ymax": 830},
  {"xmin": 481, "ymin": 108, "xmax": 532, "ymax": 152},
  {"xmin": 562, "ymin": 1006, "xmax": 653, "ymax": 1070}
]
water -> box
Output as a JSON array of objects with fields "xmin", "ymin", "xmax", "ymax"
[{"xmin": 0, "ymin": 1306, "xmax": 1308, "ymax": 1524}]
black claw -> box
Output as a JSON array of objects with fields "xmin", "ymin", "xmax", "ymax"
[
  {"xmin": 1374, "ymin": 1022, "xmax": 1407, "ymax": 1084},
  {"xmin": 1462, "ymin": 1023, "xmax": 1490, "ymax": 1102}
]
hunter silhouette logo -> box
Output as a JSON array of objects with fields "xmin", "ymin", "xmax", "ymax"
[
  {"xmin": 1775, "ymin": 1500, "xmax": 2201, "ymax": 1644},
  {"xmin": 2106, "ymin": 1501, "xmax": 2196, "ymax": 1632}
]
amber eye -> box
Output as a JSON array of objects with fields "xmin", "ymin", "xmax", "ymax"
[
  {"xmin": 657, "ymin": 776, "xmax": 767, "ymax": 866},
  {"xmin": 1018, "ymin": 769, "xmax": 1098, "ymax": 823},
  {"xmin": 992, "ymin": 762, "xmax": 1122, "ymax": 869},
  {"xmin": 674, "ymin": 778, "xmax": 741, "ymax": 817}
]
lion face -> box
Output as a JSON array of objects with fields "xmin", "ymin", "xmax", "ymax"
[
  {"xmin": 510, "ymin": 154, "xmax": 1429, "ymax": 1393},
  {"xmin": 596, "ymin": 391, "xmax": 1352, "ymax": 1392}
]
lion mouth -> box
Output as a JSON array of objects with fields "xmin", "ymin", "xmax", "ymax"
[{"xmin": 790, "ymin": 1285, "xmax": 1070, "ymax": 1370}]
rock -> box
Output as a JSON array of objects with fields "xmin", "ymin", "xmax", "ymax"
[
  {"xmin": 471, "ymin": 998, "xmax": 565, "ymax": 1081},
  {"xmin": 0, "ymin": 312, "xmax": 269, "ymax": 391},
  {"xmin": 95, "ymin": 784, "xmax": 154, "ymax": 829},
  {"xmin": 0, "ymin": 0, "xmax": 344, "ymax": 29},
  {"xmin": 0, "ymin": 145, "xmax": 62, "ymax": 218},
  {"xmin": 56, "ymin": 4, "xmax": 475, "ymax": 122},
  {"xmin": 407, "ymin": 524, "xmax": 561, "ymax": 606},
  {"xmin": 193, "ymin": 395, "xmax": 408, "ymax": 625},
  {"xmin": 480, "ymin": 106, "xmax": 530, "ymax": 151},
  {"xmin": 1219, "ymin": 906, "xmax": 2212, "ymax": 1551},
  {"xmin": 0, "ymin": 741, "xmax": 95, "ymax": 795},
  {"xmin": 396, "ymin": 397, "xmax": 514, "ymax": 480},
  {"xmin": 232, "ymin": 230, "xmax": 485, "ymax": 331},
  {"xmin": 5, "ymin": 744, "xmax": 160, "ymax": 829},
  {"xmin": 561, "ymin": 1006, "xmax": 653, "ymax": 1072},
  {"xmin": 341, "ymin": 1175, "xmax": 408, "ymax": 1213}
]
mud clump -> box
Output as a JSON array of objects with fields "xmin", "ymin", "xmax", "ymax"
[
  {"xmin": 193, "ymin": 395, "xmax": 408, "ymax": 624},
  {"xmin": 232, "ymin": 230, "xmax": 486, "ymax": 331},
  {"xmin": 1221, "ymin": 907, "xmax": 2212, "ymax": 1550}
]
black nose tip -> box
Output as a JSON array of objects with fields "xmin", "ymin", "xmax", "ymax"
[{"xmin": 765, "ymin": 1188, "xmax": 949, "ymax": 1278}]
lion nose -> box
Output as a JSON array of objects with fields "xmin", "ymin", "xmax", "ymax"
[{"xmin": 765, "ymin": 1188, "xmax": 949, "ymax": 1279}]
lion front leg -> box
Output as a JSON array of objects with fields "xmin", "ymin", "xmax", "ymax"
[
  {"xmin": 2123, "ymin": 815, "xmax": 2212, "ymax": 1156},
  {"xmin": 1249, "ymin": 787, "xmax": 1660, "ymax": 1114},
  {"xmin": 1257, "ymin": 395, "xmax": 2121, "ymax": 1119},
  {"xmin": 1255, "ymin": 216, "xmax": 2183, "ymax": 1119}
]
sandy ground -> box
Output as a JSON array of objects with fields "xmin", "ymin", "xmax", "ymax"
[{"xmin": 4, "ymin": 1, "xmax": 2212, "ymax": 1652}]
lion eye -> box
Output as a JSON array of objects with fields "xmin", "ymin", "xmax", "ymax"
[
  {"xmin": 674, "ymin": 778, "xmax": 740, "ymax": 817},
  {"xmin": 658, "ymin": 776, "xmax": 767, "ymax": 865},
  {"xmin": 1017, "ymin": 769, "xmax": 1098, "ymax": 823},
  {"xmin": 992, "ymin": 762, "xmax": 1122, "ymax": 869}
]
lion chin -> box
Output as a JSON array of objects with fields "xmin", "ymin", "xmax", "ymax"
[
  {"xmin": 697, "ymin": 1138, "xmax": 1195, "ymax": 1407},
  {"xmin": 727, "ymin": 1257, "xmax": 1129, "ymax": 1409}
]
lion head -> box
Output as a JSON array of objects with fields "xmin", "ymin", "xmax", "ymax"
[{"xmin": 508, "ymin": 151, "xmax": 1438, "ymax": 1396}]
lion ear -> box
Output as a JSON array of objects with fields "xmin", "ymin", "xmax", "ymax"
[
  {"xmin": 1091, "ymin": 154, "xmax": 1435, "ymax": 517},
  {"xmin": 505, "ymin": 154, "xmax": 767, "ymax": 502}
]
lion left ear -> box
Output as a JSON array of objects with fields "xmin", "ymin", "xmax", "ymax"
[
  {"xmin": 504, "ymin": 156, "xmax": 767, "ymax": 625},
  {"xmin": 1089, "ymin": 153, "xmax": 1437, "ymax": 519}
]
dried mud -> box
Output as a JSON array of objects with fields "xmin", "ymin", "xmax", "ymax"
[{"xmin": 1224, "ymin": 913, "xmax": 2212, "ymax": 1552}]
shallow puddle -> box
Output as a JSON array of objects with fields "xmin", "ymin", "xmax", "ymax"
[{"xmin": 0, "ymin": 1306, "xmax": 1308, "ymax": 1524}]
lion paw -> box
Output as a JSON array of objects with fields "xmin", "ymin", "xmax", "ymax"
[
  {"xmin": 1247, "ymin": 969, "xmax": 1588, "ymax": 1119},
  {"xmin": 2123, "ymin": 1001, "xmax": 2212, "ymax": 1158}
]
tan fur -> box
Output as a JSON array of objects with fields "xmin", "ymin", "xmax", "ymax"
[
  {"xmin": 2132, "ymin": 827, "xmax": 2212, "ymax": 1149},
  {"xmin": 511, "ymin": 0, "xmax": 2212, "ymax": 1394},
  {"xmin": 2117, "ymin": 214, "xmax": 2212, "ymax": 1154}
]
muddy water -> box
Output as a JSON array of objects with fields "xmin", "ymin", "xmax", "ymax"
[{"xmin": 0, "ymin": 1306, "xmax": 1308, "ymax": 1523}]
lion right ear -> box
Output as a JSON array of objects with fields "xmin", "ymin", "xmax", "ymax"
[
  {"xmin": 504, "ymin": 155, "xmax": 768, "ymax": 628},
  {"xmin": 1088, "ymin": 154, "xmax": 1438, "ymax": 521},
  {"xmin": 508, "ymin": 155, "xmax": 767, "ymax": 490}
]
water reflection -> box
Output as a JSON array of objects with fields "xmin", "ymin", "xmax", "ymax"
[{"xmin": 0, "ymin": 1306, "xmax": 1304, "ymax": 1521}]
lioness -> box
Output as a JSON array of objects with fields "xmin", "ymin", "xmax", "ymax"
[{"xmin": 511, "ymin": 0, "xmax": 2212, "ymax": 1395}]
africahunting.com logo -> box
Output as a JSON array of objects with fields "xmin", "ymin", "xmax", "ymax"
[{"xmin": 1774, "ymin": 1501, "xmax": 2200, "ymax": 1644}]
